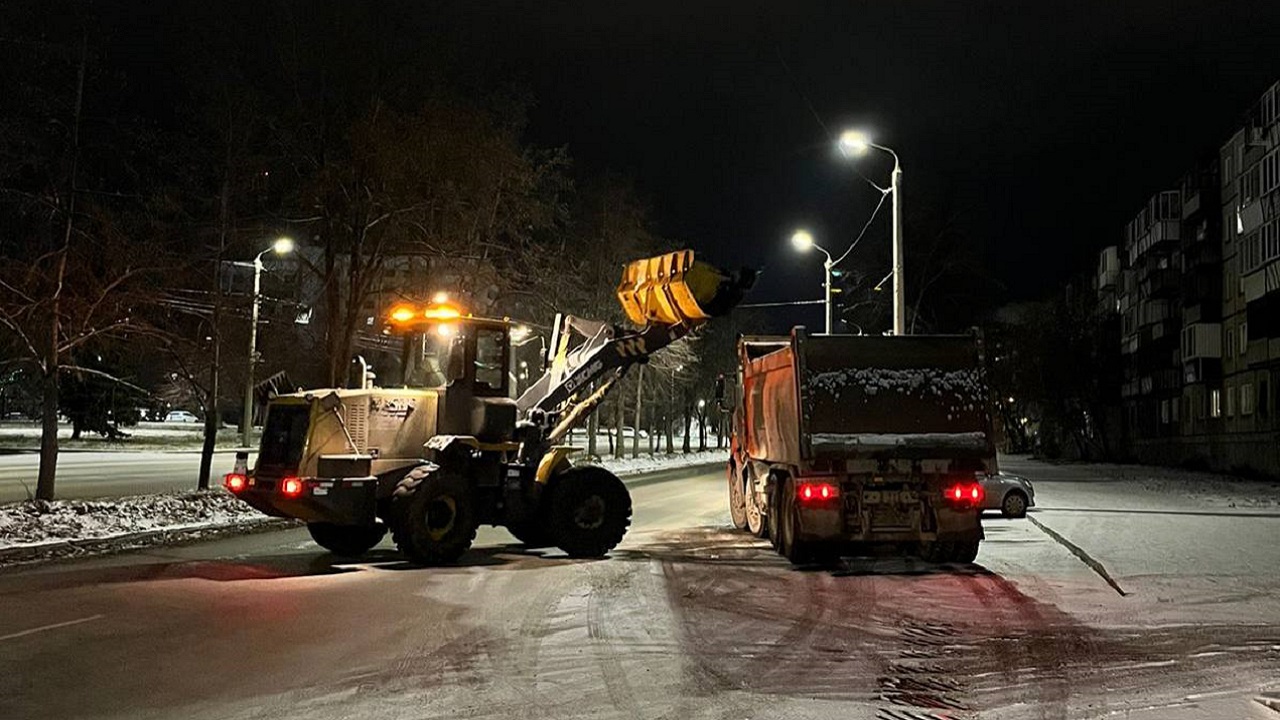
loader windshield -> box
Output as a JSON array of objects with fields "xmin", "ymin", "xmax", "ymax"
[{"xmin": 400, "ymin": 330, "xmax": 462, "ymax": 388}]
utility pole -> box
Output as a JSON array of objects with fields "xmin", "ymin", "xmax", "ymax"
[
  {"xmin": 241, "ymin": 254, "xmax": 263, "ymax": 447},
  {"xmin": 891, "ymin": 159, "xmax": 905, "ymax": 336}
]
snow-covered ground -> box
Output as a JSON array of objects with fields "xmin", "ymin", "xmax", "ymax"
[
  {"xmin": 0, "ymin": 449, "xmax": 725, "ymax": 558},
  {"xmin": 0, "ymin": 491, "xmax": 270, "ymax": 552},
  {"xmin": 596, "ymin": 449, "xmax": 725, "ymax": 476}
]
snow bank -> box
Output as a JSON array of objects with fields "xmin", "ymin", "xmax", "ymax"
[
  {"xmin": 596, "ymin": 449, "xmax": 726, "ymax": 476},
  {"xmin": 0, "ymin": 490, "xmax": 271, "ymax": 551}
]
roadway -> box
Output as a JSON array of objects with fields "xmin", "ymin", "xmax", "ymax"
[
  {"xmin": 1, "ymin": 459, "xmax": 1279, "ymax": 719},
  {"xmin": 0, "ymin": 451, "xmax": 246, "ymax": 503}
]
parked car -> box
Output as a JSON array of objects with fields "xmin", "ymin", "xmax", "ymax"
[
  {"xmin": 981, "ymin": 471, "xmax": 1035, "ymax": 518},
  {"xmin": 165, "ymin": 410, "xmax": 200, "ymax": 423}
]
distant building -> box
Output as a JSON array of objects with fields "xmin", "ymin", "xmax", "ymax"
[{"xmin": 1107, "ymin": 80, "xmax": 1280, "ymax": 476}]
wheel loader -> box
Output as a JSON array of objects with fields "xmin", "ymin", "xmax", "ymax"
[{"xmin": 224, "ymin": 250, "xmax": 754, "ymax": 564}]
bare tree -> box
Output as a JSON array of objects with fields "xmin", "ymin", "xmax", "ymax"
[{"xmin": 0, "ymin": 28, "xmax": 170, "ymax": 499}]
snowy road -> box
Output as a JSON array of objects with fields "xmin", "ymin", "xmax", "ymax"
[
  {"xmin": 0, "ymin": 452, "xmax": 244, "ymax": 503},
  {"xmin": 1, "ymin": 459, "xmax": 1279, "ymax": 719}
]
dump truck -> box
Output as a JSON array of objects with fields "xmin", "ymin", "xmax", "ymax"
[
  {"xmin": 725, "ymin": 328, "xmax": 997, "ymax": 565},
  {"xmin": 225, "ymin": 250, "xmax": 754, "ymax": 564}
]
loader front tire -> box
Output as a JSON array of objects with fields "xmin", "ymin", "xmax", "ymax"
[
  {"xmin": 548, "ymin": 466, "xmax": 632, "ymax": 558},
  {"xmin": 307, "ymin": 522, "xmax": 386, "ymax": 557},
  {"xmin": 391, "ymin": 465, "xmax": 477, "ymax": 566}
]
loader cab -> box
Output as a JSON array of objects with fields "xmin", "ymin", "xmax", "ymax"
[{"xmin": 384, "ymin": 303, "xmax": 517, "ymax": 441}]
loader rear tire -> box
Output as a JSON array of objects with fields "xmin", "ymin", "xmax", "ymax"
[
  {"xmin": 391, "ymin": 465, "xmax": 477, "ymax": 566},
  {"xmin": 728, "ymin": 463, "xmax": 749, "ymax": 531},
  {"xmin": 307, "ymin": 522, "xmax": 386, "ymax": 557},
  {"xmin": 548, "ymin": 466, "xmax": 632, "ymax": 558}
]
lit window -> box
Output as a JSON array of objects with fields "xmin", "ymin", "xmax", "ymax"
[{"xmin": 1210, "ymin": 389, "xmax": 1222, "ymax": 418}]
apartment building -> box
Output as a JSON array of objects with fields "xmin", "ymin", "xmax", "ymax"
[{"xmin": 1108, "ymin": 80, "xmax": 1280, "ymax": 476}]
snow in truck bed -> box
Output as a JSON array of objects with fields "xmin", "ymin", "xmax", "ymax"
[
  {"xmin": 806, "ymin": 366, "xmax": 987, "ymax": 420},
  {"xmin": 810, "ymin": 431, "xmax": 990, "ymax": 452}
]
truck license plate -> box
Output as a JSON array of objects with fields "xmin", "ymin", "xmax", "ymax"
[{"xmin": 863, "ymin": 490, "xmax": 918, "ymax": 504}]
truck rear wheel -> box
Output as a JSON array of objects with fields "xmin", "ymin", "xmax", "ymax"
[
  {"xmin": 776, "ymin": 477, "xmax": 821, "ymax": 565},
  {"xmin": 549, "ymin": 466, "xmax": 632, "ymax": 558},
  {"xmin": 952, "ymin": 540, "xmax": 980, "ymax": 563},
  {"xmin": 728, "ymin": 463, "xmax": 749, "ymax": 530},
  {"xmin": 391, "ymin": 465, "xmax": 478, "ymax": 565},
  {"xmin": 307, "ymin": 522, "xmax": 387, "ymax": 557},
  {"xmin": 746, "ymin": 471, "xmax": 768, "ymax": 538},
  {"xmin": 919, "ymin": 540, "xmax": 954, "ymax": 564}
]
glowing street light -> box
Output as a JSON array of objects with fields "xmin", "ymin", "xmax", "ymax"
[
  {"xmin": 242, "ymin": 237, "xmax": 295, "ymax": 446},
  {"xmin": 837, "ymin": 129, "xmax": 906, "ymax": 335},
  {"xmin": 790, "ymin": 229, "xmax": 835, "ymax": 334},
  {"xmin": 790, "ymin": 229, "xmax": 815, "ymax": 252},
  {"xmin": 837, "ymin": 130, "xmax": 871, "ymax": 156}
]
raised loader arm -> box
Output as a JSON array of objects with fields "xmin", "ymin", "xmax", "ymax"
[{"xmin": 517, "ymin": 250, "xmax": 754, "ymax": 444}]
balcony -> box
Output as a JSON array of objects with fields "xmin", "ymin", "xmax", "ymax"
[
  {"xmin": 1096, "ymin": 246, "xmax": 1120, "ymax": 290},
  {"xmin": 1140, "ymin": 267, "xmax": 1182, "ymax": 298},
  {"xmin": 1150, "ymin": 219, "xmax": 1181, "ymax": 245},
  {"xmin": 1242, "ymin": 260, "xmax": 1280, "ymax": 303},
  {"xmin": 1182, "ymin": 190, "xmax": 1201, "ymax": 219},
  {"xmin": 1138, "ymin": 299, "xmax": 1173, "ymax": 327},
  {"xmin": 1181, "ymin": 323, "xmax": 1222, "ymax": 360},
  {"xmin": 1183, "ymin": 357, "xmax": 1222, "ymax": 385}
]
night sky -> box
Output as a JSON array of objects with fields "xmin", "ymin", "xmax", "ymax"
[
  {"xmin": 44, "ymin": 1, "xmax": 1280, "ymax": 322},
  {"xmin": 433, "ymin": 1, "xmax": 1280, "ymax": 309}
]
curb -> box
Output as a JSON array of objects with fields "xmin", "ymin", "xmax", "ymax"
[{"xmin": 0, "ymin": 518, "xmax": 298, "ymax": 572}]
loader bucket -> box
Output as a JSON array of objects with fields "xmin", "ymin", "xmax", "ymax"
[{"xmin": 616, "ymin": 250, "xmax": 756, "ymax": 327}]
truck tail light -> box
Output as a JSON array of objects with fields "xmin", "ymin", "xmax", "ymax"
[
  {"xmin": 280, "ymin": 477, "xmax": 304, "ymax": 498},
  {"xmin": 223, "ymin": 473, "xmax": 247, "ymax": 494},
  {"xmin": 942, "ymin": 480, "xmax": 984, "ymax": 509},
  {"xmin": 797, "ymin": 480, "xmax": 840, "ymax": 508}
]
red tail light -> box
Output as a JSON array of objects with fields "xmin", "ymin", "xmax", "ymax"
[
  {"xmin": 797, "ymin": 481, "xmax": 840, "ymax": 508},
  {"xmin": 280, "ymin": 477, "xmax": 304, "ymax": 498},
  {"xmin": 941, "ymin": 479, "xmax": 984, "ymax": 509},
  {"xmin": 223, "ymin": 473, "xmax": 247, "ymax": 493}
]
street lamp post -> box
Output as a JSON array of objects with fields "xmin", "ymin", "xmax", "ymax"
[
  {"xmin": 241, "ymin": 237, "xmax": 294, "ymax": 447},
  {"xmin": 790, "ymin": 229, "xmax": 835, "ymax": 334},
  {"xmin": 839, "ymin": 131, "xmax": 906, "ymax": 335}
]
